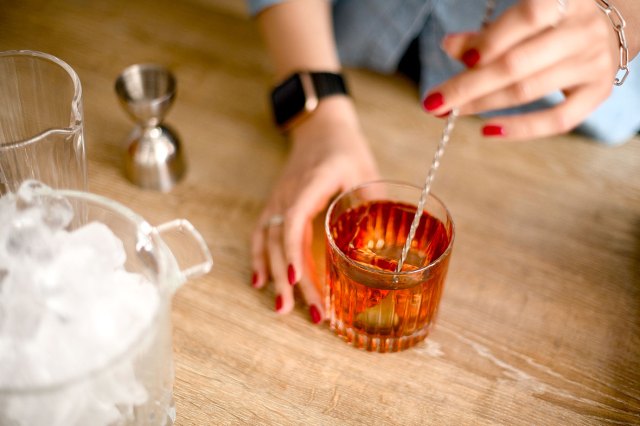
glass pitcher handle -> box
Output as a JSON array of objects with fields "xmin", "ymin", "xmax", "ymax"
[{"xmin": 156, "ymin": 219, "xmax": 213, "ymax": 280}]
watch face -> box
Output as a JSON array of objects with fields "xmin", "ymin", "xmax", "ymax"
[{"xmin": 271, "ymin": 74, "xmax": 306, "ymax": 127}]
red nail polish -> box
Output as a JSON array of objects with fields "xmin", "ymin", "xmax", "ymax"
[
  {"xmin": 462, "ymin": 48, "xmax": 480, "ymax": 68},
  {"xmin": 309, "ymin": 304, "xmax": 322, "ymax": 324},
  {"xmin": 422, "ymin": 92, "xmax": 445, "ymax": 112},
  {"xmin": 275, "ymin": 294, "xmax": 283, "ymax": 311},
  {"xmin": 287, "ymin": 264, "xmax": 296, "ymax": 286},
  {"xmin": 251, "ymin": 271, "xmax": 259, "ymax": 287},
  {"xmin": 435, "ymin": 110, "xmax": 451, "ymax": 118},
  {"xmin": 482, "ymin": 124, "xmax": 506, "ymax": 137}
]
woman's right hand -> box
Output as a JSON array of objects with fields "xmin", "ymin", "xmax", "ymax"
[
  {"xmin": 428, "ymin": 0, "xmax": 639, "ymax": 140},
  {"xmin": 250, "ymin": 96, "xmax": 379, "ymax": 323}
]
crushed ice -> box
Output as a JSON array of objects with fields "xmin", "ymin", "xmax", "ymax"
[{"xmin": 0, "ymin": 180, "xmax": 160, "ymax": 426}]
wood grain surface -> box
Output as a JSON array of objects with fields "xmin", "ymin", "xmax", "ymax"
[{"xmin": 2, "ymin": 0, "xmax": 639, "ymax": 424}]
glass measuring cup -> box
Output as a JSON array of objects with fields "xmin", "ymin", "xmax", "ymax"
[
  {"xmin": 0, "ymin": 50, "xmax": 86, "ymax": 194},
  {"xmin": 0, "ymin": 185, "xmax": 213, "ymax": 425}
]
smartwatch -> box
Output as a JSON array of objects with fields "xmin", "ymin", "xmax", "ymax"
[{"xmin": 270, "ymin": 71, "xmax": 348, "ymax": 131}]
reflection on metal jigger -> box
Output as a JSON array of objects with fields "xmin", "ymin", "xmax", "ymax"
[{"xmin": 115, "ymin": 63, "xmax": 185, "ymax": 192}]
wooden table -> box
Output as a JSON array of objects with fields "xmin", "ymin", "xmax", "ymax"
[{"xmin": 2, "ymin": 1, "xmax": 639, "ymax": 424}]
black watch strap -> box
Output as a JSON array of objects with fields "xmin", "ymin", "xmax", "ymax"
[
  {"xmin": 310, "ymin": 72, "xmax": 348, "ymax": 98},
  {"xmin": 270, "ymin": 71, "xmax": 349, "ymax": 130}
]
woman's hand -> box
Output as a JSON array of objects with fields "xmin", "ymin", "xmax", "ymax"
[
  {"xmin": 423, "ymin": 0, "xmax": 630, "ymax": 140},
  {"xmin": 251, "ymin": 96, "xmax": 379, "ymax": 323}
]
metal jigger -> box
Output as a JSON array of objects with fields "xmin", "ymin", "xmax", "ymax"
[{"xmin": 115, "ymin": 64, "xmax": 185, "ymax": 192}]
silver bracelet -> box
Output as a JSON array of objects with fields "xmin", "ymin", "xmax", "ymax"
[{"xmin": 594, "ymin": 0, "xmax": 630, "ymax": 86}]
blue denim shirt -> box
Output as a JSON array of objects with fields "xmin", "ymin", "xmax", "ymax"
[{"xmin": 248, "ymin": 0, "xmax": 640, "ymax": 144}]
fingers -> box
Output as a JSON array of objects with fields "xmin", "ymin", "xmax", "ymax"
[
  {"xmin": 458, "ymin": 56, "xmax": 580, "ymax": 116},
  {"xmin": 250, "ymin": 209, "xmax": 294, "ymax": 315},
  {"xmin": 429, "ymin": 0, "xmax": 616, "ymax": 140},
  {"xmin": 252, "ymin": 206, "xmax": 325, "ymax": 321},
  {"xmin": 251, "ymin": 209, "xmax": 299, "ymax": 315},
  {"xmin": 250, "ymin": 224, "xmax": 269, "ymax": 289},
  {"xmin": 283, "ymin": 169, "xmax": 341, "ymax": 287},
  {"xmin": 297, "ymin": 222, "xmax": 324, "ymax": 324},
  {"xmin": 426, "ymin": 23, "xmax": 589, "ymax": 116},
  {"xmin": 267, "ymin": 222, "xmax": 295, "ymax": 314},
  {"xmin": 441, "ymin": 32, "xmax": 476, "ymax": 59},
  {"xmin": 481, "ymin": 83, "xmax": 609, "ymax": 140},
  {"xmin": 452, "ymin": 0, "xmax": 573, "ymax": 68},
  {"xmin": 251, "ymin": 169, "xmax": 343, "ymax": 322},
  {"xmin": 279, "ymin": 172, "xmax": 343, "ymax": 321}
]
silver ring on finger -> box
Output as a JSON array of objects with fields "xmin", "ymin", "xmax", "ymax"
[{"xmin": 265, "ymin": 214, "xmax": 285, "ymax": 228}]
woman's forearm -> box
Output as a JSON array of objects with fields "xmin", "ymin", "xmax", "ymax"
[
  {"xmin": 255, "ymin": 0, "xmax": 361, "ymax": 140},
  {"xmin": 256, "ymin": 0, "xmax": 341, "ymax": 81}
]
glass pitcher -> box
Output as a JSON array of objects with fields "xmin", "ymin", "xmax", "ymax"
[
  {"xmin": 0, "ymin": 50, "xmax": 86, "ymax": 194},
  {"xmin": 0, "ymin": 185, "xmax": 213, "ymax": 425}
]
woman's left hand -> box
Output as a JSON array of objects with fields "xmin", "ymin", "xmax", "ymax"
[{"xmin": 423, "ymin": 0, "xmax": 624, "ymax": 140}]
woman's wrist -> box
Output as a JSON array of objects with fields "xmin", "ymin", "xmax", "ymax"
[
  {"xmin": 606, "ymin": 0, "xmax": 640, "ymax": 60},
  {"xmin": 289, "ymin": 96, "xmax": 362, "ymax": 142},
  {"xmin": 595, "ymin": 0, "xmax": 636, "ymax": 85}
]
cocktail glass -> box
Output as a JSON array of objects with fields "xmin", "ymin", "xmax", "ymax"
[{"xmin": 325, "ymin": 180, "xmax": 454, "ymax": 352}]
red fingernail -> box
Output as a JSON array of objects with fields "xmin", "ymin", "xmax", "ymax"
[
  {"xmin": 422, "ymin": 92, "xmax": 444, "ymax": 112},
  {"xmin": 251, "ymin": 271, "xmax": 259, "ymax": 287},
  {"xmin": 309, "ymin": 304, "xmax": 322, "ymax": 324},
  {"xmin": 482, "ymin": 124, "xmax": 506, "ymax": 137},
  {"xmin": 287, "ymin": 264, "xmax": 296, "ymax": 286},
  {"xmin": 275, "ymin": 294, "xmax": 283, "ymax": 311},
  {"xmin": 435, "ymin": 110, "xmax": 451, "ymax": 118},
  {"xmin": 462, "ymin": 48, "xmax": 480, "ymax": 68}
]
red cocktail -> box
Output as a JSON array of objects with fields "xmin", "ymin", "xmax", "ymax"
[{"xmin": 325, "ymin": 181, "xmax": 454, "ymax": 352}]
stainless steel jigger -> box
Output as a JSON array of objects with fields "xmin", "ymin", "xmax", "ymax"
[{"xmin": 115, "ymin": 64, "xmax": 185, "ymax": 192}]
